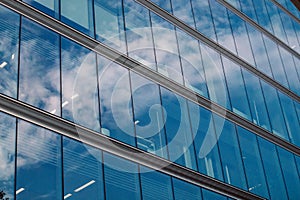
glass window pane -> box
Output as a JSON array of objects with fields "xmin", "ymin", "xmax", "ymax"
[
  {"xmin": 277, "ymin": 148, "xmax": 300, "ymax": 199},
  {"xmin": 61, "ymin": 0, "xmax": 94, "ymax": 36},
  {"xmin": 258, "ymin": 138, "xmax": 288, "ymax": 199},
  {"xmin": 97, "ymin": 56, "xmax": 136, "ymax": 146},
  {"xmin": 261, "ymin": 81, "xmax": 289, "ymax": 140},
  {"xmin": 202, "ymin": 189, "xmax": 227, "ymax": 200},
  {"xmin": 16, "ymin": 120, "xmax": 62, "ymax": 199},
  {"xmin": 161, "ymin": 87, "xmax": 197, "ymax": 170},
  {"xmin": 63, "ymin": 137, "xmax": 104, "ymax": 200},
  {"xmin": 190, "ymin": 104, "xmax": 224, "ymax": 181},
  {"xmin": 130, "ymin": 73, "xmax": 168, "ymax": 159},
  {"xmin": 61, "ymin": 37, "xmax": 100, "ymax": 132},
  {"xmin": 0, "ymin": 6, "xmax": 19, "ymax": 98},
  {"xmin": 23, "ymin": 0, "xmax": 59, "ymax": 18},
  {"xmin": 94, "ymin": 0, "xmax": 126, "ymax": 52},
  {"xmin": 19, "ymin": 17, "xmax": 60, "ymax": 115},
  {"xmin": 103, "ymin": 152, "xmax": 141, "ymax": 200},
  {"xmin": 236, "ymin": 126, "xmax": 269, "ymax": 198},
  {"xmin": 0, "ymin": 112, "xmax": 16, "ymax": 199},
  {"xmin": 140, "ymin": 167, "xmax": 174, "ymax": 200},
  {"xmin": 214, "ymin": 115, "xmax": 247, "ymax": 189},
  {"xmin": 222, "ymin": 56, "xmax": 251, "ymax": 120},
  {"xmin": 172, "ymin": 177, "xmax": 202, "ymax": 200}
]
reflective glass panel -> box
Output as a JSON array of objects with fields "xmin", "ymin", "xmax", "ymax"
[
  {"xmin": 16, "ymin": 120, "xmax": 62, "ymax": 199},
  {"xmin": 172, "ymin": 177, "xmax": 202, "ymax": 200},
  {"xmin": 0, "ymin": 6, "xmax": 19, "ymax": 98},
  {"xmin": 19, "ymin": 17, "xmax": 60, "ymax": 115},
  {"xmin": 0, "ymin": 113, "xmax": 16, "ymax": 199}
]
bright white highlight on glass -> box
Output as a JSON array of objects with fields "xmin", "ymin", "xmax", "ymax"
[
  {"xmin": 11, "ymin": 54, "xmax": 15, "ymax": 60},
  {"xmin": 74, "ymin": 180, "xmax": 95, "ymax": 192},
  {"xmin": 134, "ymin": 120, "xmax": 140, "ymax": 125},
  {"xmin": 0, "ymin": 61, "xmax": 7, "ymax": 68},
  {"xmin": 71, "ymin": 94, "xmax": 79, "ymax": 99},
  {"xmin": 16, "ymin": 188, "xmax": 25, "ymax": 195},
  {"xmin": 64, "ymin": 193, "xmax": 72, "ymax": 199},
  {"xmin": 50, "ymin": 109, "xmax": 57, "ymax": 114},
  {"xmin": 62, "ymin": 101, "xmax": 69, "ymax": 107}
]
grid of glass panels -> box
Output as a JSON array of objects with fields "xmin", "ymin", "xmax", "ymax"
[
  {"xmin": 0, "ymin": 1, "xmax": 299, "ymax": 200},
  {"xmin": 0, "ymin": 111, "xmax": 231, "ymax": 200},
  {"xmin": 275, "ymin": 0, "xmax": 300, "ymax": 19},
  {"xmin": 3, "ymin": 0, "xmax": 300, "ymax": 148}
]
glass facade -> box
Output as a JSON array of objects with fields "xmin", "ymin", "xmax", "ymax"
[{"xmin": 0, "ymin": 0, "xmax": 299, "ymax": 199}]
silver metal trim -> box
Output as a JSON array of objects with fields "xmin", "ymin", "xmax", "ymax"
[
  {"xmin": 0, "ymin": 0, "xmax": 299, "ymax": 156},
  {"xmin": 217, "ymin": 0, "xmax": 300, "ymax": 59},
  {"xmin": 135, "ymin": 0, "xmax": 300, "ymax": 103},
  {"xmin": 0, "ymin": 94, "xmax": 265, "ymax": 200}
]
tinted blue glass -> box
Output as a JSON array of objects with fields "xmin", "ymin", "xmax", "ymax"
[
  {"xmin": 261, "ymin": 81, "xmax": 289, "ymax": 140},
  {"xmin": 278, "ymin": 92, "xmax": 300, "ymax": 146},
  {"xmin": 200, "ymin": 44, "xmax": 231, "ymax": 110},
  {"xmin": 236, "ymin": 126, "xmax": 269, "ymax": 198},
  {"xmin": 16, "ymin": 120, "xmax": 62, "ymax": 199},
  {"xmin": 63, "ymin": 137, "xmax": 104, "ymax": 200},
  {"xmin": 222, "ymin": 56, "xmax": 251, "ymax": 120},
  {"xmin": 0, "ymin": 113, "xmax": 16, "ymax": 199},
  {"xmin": 251, "ymin": 0, "xmax": 273, "ymax": 32},
  {"xmin": 202, "ymin": 189, "xmax": 227, "ymax": 200},
  {"xmin": 190, "ymin": 0, "xmax": 217, "ymax": 41},
  {"xmin": 140, "ymin": 167, "xmax": 174, "ymax": 200},
  {"xmin": 242, "ymin": 69, "xmax": 271, "ymax": 131},
  {"xmin": 94, "ymin": 0, "xmax": 126, "ymax": 52},
  {"xmin": 61, "ymin": 37, "xmax": 100, "ymax": 132},
  {"xmin": 209, "ymin": 0, "xmax": 236, "ymax": 54},
  {"xmin": 172, "ymin": 177, "xmax": 202, "ymax": 200},
  {"xmin": 150, "ymin": 0, "xmax": 172, "ymax": 13},
  {"xmin": 246, "ymin": 24, "xmax": 273, "ymax": 77},
  {"xmin": 278, "ymin": 47, "xmax": 300, "ymax": 95},
  {"xmin": 61, "ymin": 0, "xmax": 94, "ymax": 36},
  {"xmin": 189, "ymin": 103, "xmax": 224, "ymax": 181},
  {"xmin": 258, "ymin": 138, "xmax": 288, "ymax": 199},
  {"xmin": 23, "ymin": 0, "xmax": 59, "ymax": 18},
  {"xmin": 214, "ymin": 115, "xmax": 247, "ymax": 189},
  {"xmin": 160, "ymin": 87, "xmax": 197, "ymax": 170},
  {"xmin": 150, "ymin": 13, "xmax": 184, "ymax": 84},
  {"xmin": 19, "ymin": 17, "xmax": 60, "ymax": 115},
  {"xmin": 227, "ymin": 10, "xmax": 255, "ymax": 66},
  {"xmin": 124, "ymin": 0, "xmax": 156, "ymax": 69},
  {"xmin": 176, "ymin": 30, "xmax": 209, "ymax": 98},
  {"xmin": 97, "ymin": 56, "xmax": 136, "ymax": 146},
  {"xmin": 0, "ymin": 6, "xmax": 19, "ymax": 98},
  {"xmin": 170, "ymin": 0, "xmax": 195, "ymax": 28},
  {"xmin": 130, "ymin": 73, "xmax": 168, "ymax": 159},
  {"xmin": 263, "ymin": 35, "xmax": 289, "ymax": 88},
  {"xmin": 277, "ymin": 148, "xmax": 300, "ymax": 199},
  {"xmin": 103, "ymin": 152, "xmax": 141, "ymax": 200}
]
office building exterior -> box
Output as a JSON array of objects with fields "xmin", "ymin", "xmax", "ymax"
[{"xmin": 0, "ymin": 0, "xmax": 299, "ymax": 199}]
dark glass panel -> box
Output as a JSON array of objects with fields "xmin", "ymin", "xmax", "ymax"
[
  {"xmin": 140, "ymin": 167, "xmax": 173, "ymax": 200},
  {"xmin": 103, "ymin": 152, "xmax": 141, "ymax": 200},
  {"xmin": 258, "ymin": 138, "xmax": 288, "ymax": 199},
  {"xmin": 236, "ymin": 127, "xmax": 269, "ymax": 198},
  {"xmin": 16, "ymin": 120, "xmax": 62, "ymax": 199},
  {"xmin": 172, "ymin": 177, "xmax": 202, "ymax": 200},
  {"xmin": 23, "ymin": 0, "xmax": 59, "ymax": 18},
  {"xmin": 63, "ymin": 137, "xmax": 104, "ymax": 200}
]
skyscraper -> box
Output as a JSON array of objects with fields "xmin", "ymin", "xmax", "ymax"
[{"xmin": 0, "ymin": 0, "xmax": 299, "ymax": 199}]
